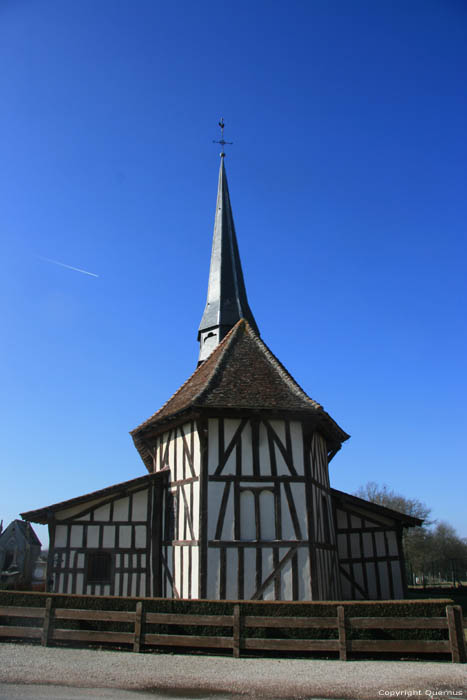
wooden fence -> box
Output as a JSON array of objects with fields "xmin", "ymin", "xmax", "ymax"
[{"xmin": 0, "ymin": 599, "xmax": 465, "ymax": 663}]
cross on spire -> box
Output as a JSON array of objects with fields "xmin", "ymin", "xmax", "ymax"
[{"xmin": 213, "ymin": 118, "xmax": 233, "ymax": 157}]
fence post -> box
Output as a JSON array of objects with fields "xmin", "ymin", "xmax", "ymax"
[
  {"xmin": 337, "ymin": 605, "xmax": 348, "ymax": 661},
  {"xmin": 41, "ymin": 597, "xmax": 53, "ymax": 647},
  {"xmin": 233, "ymin": 604, "xmax": 241, "ymax": 658},
  {"xmin": 133, "ymin": 601, "xmax": 143, "ymax": 653},
  {"xmin": 446, "ymin": 605, "xmax": 466, "ymax": 664}
]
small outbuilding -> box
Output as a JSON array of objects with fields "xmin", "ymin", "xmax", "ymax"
[{"xmin": 0, "ymin": 519, "xmax": 42, "ymax": 588}]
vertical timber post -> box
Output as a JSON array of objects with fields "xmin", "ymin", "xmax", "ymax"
[
  {"xmin": 133, "ymin": 601, "xmax": 143, "ymax": 653},
  {"xmin": 337, "ymin": 605, "xmax": 348, "ymax": 661},
  {"xmin": 41, "ymin": 597, "xmax": 53, "ymax": 647},
  {"xmin": 233, "ymin": 604, "xmax": 241, "ymax": 658},
  {"xmin": 446, "ymin": 605, "xmax": 466, "ymax": 663}
]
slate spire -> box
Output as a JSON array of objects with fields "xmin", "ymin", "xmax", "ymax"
[{"xmin": 197, "ymin": 154, "xmax": 259, "ymax": 363}]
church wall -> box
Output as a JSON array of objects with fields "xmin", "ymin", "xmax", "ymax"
[
  {"xmin": 334, "ymin": 504, "xmax": 405, "ymax": 600},
  {"xmin": 204, "ymin": 417, "xmax": 338, "ymax": 600},
  {"xmin": 48, "ymin": 483, "xmax": 160, "ymax": 597},
  {"xmin": 150, "ymin": 420, "xmax": 201, "ymax": 599}
]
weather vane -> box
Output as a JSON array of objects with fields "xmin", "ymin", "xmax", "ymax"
[{"xmin": 213, "ymin": 118, "xmax": 233, "ymax": 156}]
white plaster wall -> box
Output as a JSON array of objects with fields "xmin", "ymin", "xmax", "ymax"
[
  {"xmin": 258, "ymin": 422, "xmax": 270, "ymax": 475},
  {"xmin": 387, "ymin": 531, "xmax": 398, "ymax": 556},
  {"xmin": 70, "ymin": 525, "xmax": 82, "ymax": 547},
  {"xmin": 103, "ymin": 526, "xmax": 114, "ymax": 548},
  {"xmin": 135, "ymin": 526, "xmax": 146, "ymax": 547},
  {"xmin": 280, "ymin": 550, "xmax": 293, "ymax": 600},
  {"xmin": 280, "ymin": 490, "xmax": 295, "ymax": 540},
  {"xmin": 378, "ymin": 562, "xmax": 390, "ymax": 598},
  {"xmin": 240, "ymin": 491, "xmax": 256, "ymax": 540},
  {"xmin": 132, "ymin": 490, "xmax": 147, "ymax": 520},
  {"xmin": 192, "ymin": 481, "xmax": 200, "ymax": 539},
  {"xmin": 93, "ymin": 503, "xmax": 111, "ymax": 520},
  {"xmin": 350, "ymin": 533, "xmax": 360, "ymax": 559},
  {"xmin": 241, "ymin": 422, "xmax": 253, "ymax": 475},
  {"xmin": 298, "ymin": 547, "xmax": 311, "ymax": 600},
  {"xmin": 192, "ymin": 426, "xmax": 201, "ymax": 477},
  {"xmin": 262, "ymin": 548, "xmax": 275, "ymax": 599},
  {"xmin": 366, "ymin": 562, "xmax": 377, "ymax": 598},
  {"xmin": 87, "ymin": 526, "xmax": 99, "ymax": 548},
  {"xmin": 208, "ymin": 419, "xmax": 219, "ymax": 473},
  {"xmin": 207, "ymin": 482, "xmax": 225, "ymax": 539},
  {"xmin": 222, "ymin": 485, "xmax": 235, "ymax": 540},
  {"xmin": 207, "ymin": 547, "xmax": 219, "ymax": 599},
  {"xmin": 392, "ymin": 561, "xmax": 404, "ymax": 598},
  {"xmin": 191, "ymin": 546, "xmax": 199, "ymax": 598},
  {"xmin": 113, "ymin": 497, "xmax": 129, "ymax": 521},
  {"xmin": 336, "ymin": 509, "xmax": 347, "ymax": 529},
  {"xmin": 119, "ymin": 526, "xmax": 131, "ymax": 548},
  {"xmin": 182, "ymin": 546, "xmax": 189, "ymax": 597},
  {"xmin": 259, "ymin": 491, "xmax": 275, "ymax": 539},
  {"xmin": 223, "ymin": 419, "xmax": 241, "ymax": 474},
  {"xmin": 375, "ymin": 532, "xmax": 385, "ymax": 556},
  {"xmin": 337, "ymin": 533, "xmax": 348, "ymax": 558},
  {"xmin": 55, "ymin": 525, "xmax": 67, "ymax": 547},
  {"xmin": 243, "ymin": 548, "xmax": 256, "ymax": 599},
  {"xmin": 290, "ymin": 422, "xmax": 304, "ymax": 474},
  {"xmin": 290, "ymin": 483, "xmax": 307, "ymax": 538},
  {"xmin": 226, "ymin": 548, "xmax": 237, "ymax": 599}
]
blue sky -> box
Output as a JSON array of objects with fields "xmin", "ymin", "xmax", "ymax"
[{"xmin": 1, "ymin": 0, "xmax": 466, "ymax": 547}]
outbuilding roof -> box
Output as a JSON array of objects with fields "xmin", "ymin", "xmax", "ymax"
[{"xmin": 21, "ymin": 471, "xmax": 168, "ymax": 525}]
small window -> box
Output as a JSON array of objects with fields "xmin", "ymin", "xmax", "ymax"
[{"xmin": 86, "ymin": 552, "xmax": 112, "ymax": 584}]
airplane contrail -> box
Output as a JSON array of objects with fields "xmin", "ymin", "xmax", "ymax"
[{"xmin": 38, "ymin": 256, "xmax": 99, "ymax": 278}]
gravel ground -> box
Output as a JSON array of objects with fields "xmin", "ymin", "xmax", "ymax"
[{"xmin": 0, "ymin": 644, "xmax": 466, "ymax": 700}]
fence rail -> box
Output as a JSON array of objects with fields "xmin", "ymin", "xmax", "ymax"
[{"xmin": 0, "ymin": 600, "xmax": 465, "ymax": 663}]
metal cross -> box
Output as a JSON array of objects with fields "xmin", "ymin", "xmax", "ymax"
[{"xmin": 213, "ymin": 118, "xmax": 233, "ymax": 156}]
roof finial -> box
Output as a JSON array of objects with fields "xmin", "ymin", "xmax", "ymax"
[{"xmin": 213, "ymin": 118, "xmax": 233, "ymax": 157}]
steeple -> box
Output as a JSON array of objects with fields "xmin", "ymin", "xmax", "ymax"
[{"xmin": 197, "ymin": 153, "xmax": 259, "ymax": 363}]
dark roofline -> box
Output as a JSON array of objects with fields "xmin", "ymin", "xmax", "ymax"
[
  {"xmin": 330, "ymin": 488, "xmax": 423, "ymax": 527},
  {"xmin": 21, "ymin": 470, "xmax": 169, "ymax": 524}
]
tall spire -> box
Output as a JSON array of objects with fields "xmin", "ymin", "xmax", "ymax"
[{"xmin": 198, "ymin": 152, "xmax": 259, "ymax": 364}]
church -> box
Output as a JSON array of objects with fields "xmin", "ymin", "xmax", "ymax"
[{"xmin": 22, "ymin": 142, "xmax": 421, "ymax": 601}]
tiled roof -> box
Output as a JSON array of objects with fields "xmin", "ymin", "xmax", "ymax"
[{"xmin": 131, "ymin": 320, "xmax": 349, "ymax": 467}]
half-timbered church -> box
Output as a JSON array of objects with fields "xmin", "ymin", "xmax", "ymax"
[{"xmin": 22, "ymin": 145, "xmax": 421, "ymax": 601}]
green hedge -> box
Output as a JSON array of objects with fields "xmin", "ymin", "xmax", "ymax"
[{"xmin": 0, "ymin": 591, "xmax": 454, "ymax": 643}]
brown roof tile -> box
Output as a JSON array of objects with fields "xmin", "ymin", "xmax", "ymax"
[{"xmin": 131, "ymin": 321, "xmax": 349, "ymax": 470}]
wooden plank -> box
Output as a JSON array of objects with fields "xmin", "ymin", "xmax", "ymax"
[
  {"xmin": 350, "ymin": 617, "xmax": 448, "ymax": 629},
  {"xmin": 143, "ymin": 633, "xmax": 232, "ymax": 649},
  {"xmin": 52, "ymin": 629, "xmax": 134, "ymax": 644},
  {"xmin": 337, "ymin": 605, "xmax": 347, "ymax": 661},
  {"xmin": 244, "ymin": 638, "xmax": 339, "ymax": 652},
  {"xmin": 243, "ymin": 616, "xmax": 337, "ymax": 629},
  {"xmin": 54, "ymin": 608, "xmax": 134, "ymax": 622},
  {"xmin": 350, "ymin": 640, "xmax": 450, "ymax": 653},
  {"xmin": 0, "ymin": 626, "xmax": 42, "ymax": 639},
  {"xmin": 41, "ymin": 598, "xmax": 53, "ymax": 647},
  {"xmin": 0, "ymin": 606, "xmax": 45, "ymax": 618},
  {"xmin": 233, "ymin": 604, "xmax": 240, "ymax": 658},
  {"xmin": 446, "ymin": 605, "xmax": 466, "ymax": 663},
  {"xmin": 145, "ymin": 612, "xmax": 233, "ymax": 626},
  {"xmin": 133, "ymin": 601, "xmax": 143, "ymax": 653}
]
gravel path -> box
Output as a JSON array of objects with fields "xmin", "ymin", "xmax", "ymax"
[{"xmin": 0, "ymin": 644, "xmax": 465, "ymax": 699}]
